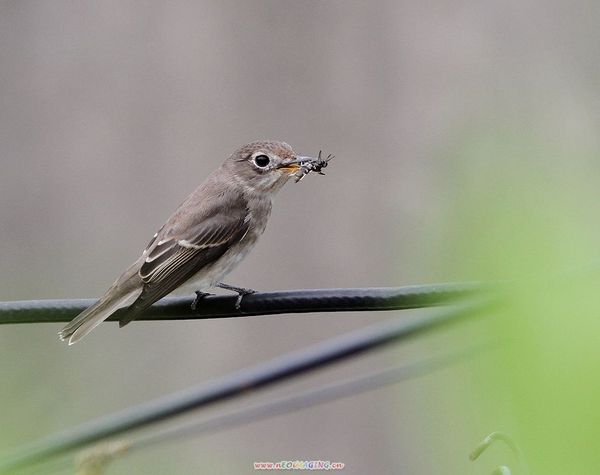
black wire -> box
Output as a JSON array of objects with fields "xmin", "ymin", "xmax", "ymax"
[
  {"xmin": 133, "ymin": 345, "xmax": 483, "ymax": 451},
  {"xmin": 10, "ymin": 346, "xmax": 487, "ymax": 475},
  {"xmin": 0, "ymin": 284, "xmax": 481, "ymax": 324},
  {"xmin": 0, "ymin": 298, "xmax": 491, "ymax": 473}
]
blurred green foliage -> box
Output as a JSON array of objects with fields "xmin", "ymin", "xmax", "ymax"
[{"xmin": 436, "ymin": 127, "xmax": 600, "ymax": 474}]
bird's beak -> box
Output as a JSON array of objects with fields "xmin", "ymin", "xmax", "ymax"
[{"xmin": 277, "ymin": 156, "xmax": 312, "ymax": 174}]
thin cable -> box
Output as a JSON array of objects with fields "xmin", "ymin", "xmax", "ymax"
[
  {"xmin": 133, "ymin": 345, "xmax": 483, "ymax": 451},
  {"xmin": 0, "ymin": 284, "xmax": 481, "ymax": 324},
  {"xmin": 11, "ymin": 346, "xmax": 487, "ymax": 475},
  {"xmin": 0, "ymin": 298, "xmax": 491, "ymax": 473}
]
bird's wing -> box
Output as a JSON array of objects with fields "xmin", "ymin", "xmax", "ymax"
[{"xmin": 120, "ymin": 198, "xmax": 250, "ymax": 325}]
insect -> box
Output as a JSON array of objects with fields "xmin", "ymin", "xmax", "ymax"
[{"xmin": 294, "ymin": 150, "xmax": 335, "ymax": 183}]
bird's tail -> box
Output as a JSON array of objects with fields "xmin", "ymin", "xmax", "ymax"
[
  {"xmin": 58, "ymin": 288, "xmax": 140, "ymax": 345},
  {"xmin": 58, "ymin": 264, "xmax": 142, "ymax": 345}
]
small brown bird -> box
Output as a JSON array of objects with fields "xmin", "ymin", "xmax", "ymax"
[{"xmin": 59, "ymin": 140, "xmax": 323, "ymax": 344}]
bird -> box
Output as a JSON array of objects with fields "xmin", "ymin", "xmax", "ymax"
[{"xmin": 59, "ymin": 140, "xmax": 318, "ymax": 345}]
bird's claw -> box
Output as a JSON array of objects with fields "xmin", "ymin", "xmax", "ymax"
[
  {"xmin": 216, "ymin": 283, "xmax": 256, "ymax": 310},
  {"xmin": 191, "ymin": 291, "xmax": 214, "ymax": 311},
  {"xmin": 234, "ymin": 288, "xmax": 256, "ymax": 310}
]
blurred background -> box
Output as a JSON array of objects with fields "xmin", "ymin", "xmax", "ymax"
[{"xmin": 2, "ymin": 1, "xmax": 600, "ymax": 473}]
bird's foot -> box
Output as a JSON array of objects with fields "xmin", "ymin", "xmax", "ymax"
[
  {"xmin": 191, "ymin": 290, "xmax": 215, "ymax": 311},
  {"xmin": 216, "ymin": 283, "xmax": 257, "ymax": 310}
]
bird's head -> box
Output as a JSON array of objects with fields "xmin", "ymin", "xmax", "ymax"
[{"xmin": 223, "ymin": 140, "xmax": 315, "ymax": 193}]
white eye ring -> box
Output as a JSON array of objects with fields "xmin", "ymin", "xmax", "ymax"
[{"xmin": 253, "ymin": 154, "xmax": 271, "ymax": 168}]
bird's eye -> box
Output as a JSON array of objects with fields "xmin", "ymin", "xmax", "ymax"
[{"xmin": 253, "ymin": 154, "xmax": 270, "ymax": 168}]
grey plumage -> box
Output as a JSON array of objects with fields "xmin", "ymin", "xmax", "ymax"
[{"xmin": 59, "ymin": 140, "xmax": 306, "ymax": 344}]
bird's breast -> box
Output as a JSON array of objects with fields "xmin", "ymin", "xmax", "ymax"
[{"xmin": 186, "ymin": 196, "xmax": 272, "ymax": 289}]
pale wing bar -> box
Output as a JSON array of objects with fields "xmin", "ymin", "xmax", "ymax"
[{"xmin": 118, "ymin": 213, "xmax": 249, "ymax": 326}]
